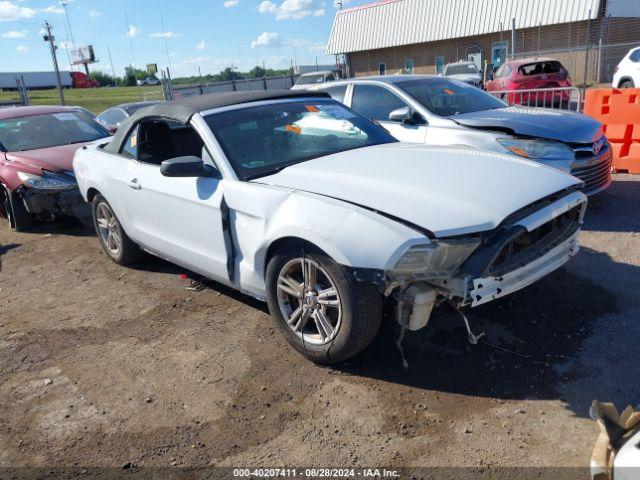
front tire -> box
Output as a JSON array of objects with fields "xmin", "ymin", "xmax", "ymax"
[
  {"xmin": 2, "ymin": 186, "xmax": 34, "ymax": 232},
  {"xmin": 265, "ymin": 245, "xmax": 382, "ymax": 365},
  {"xmin": 92, "ymin": 194, "xmax": 142, "ymax": 265},
  {"xmin": 620, "ymin": 80, "xmax": 635, "ymax": 89}
]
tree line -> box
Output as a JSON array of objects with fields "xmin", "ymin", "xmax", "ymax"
[{"xmin": 89, "ymin": 66, "xmax": 292, "ymax": 87}]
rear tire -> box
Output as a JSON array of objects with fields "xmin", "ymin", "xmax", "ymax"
[
  {"xmin": 2, "ymin": 186, "xmax": 35, "ymax": 232},
  {"xmin": 620, "ymin": 80, "xmax": 635, "ymax": 89},
  {"xmin": 92, "ymin": 194, "xmax": 143, "ymax": 265},
  {"xmin": 265, "ymin": 244, "xmax": 382, "ymax": 365}
]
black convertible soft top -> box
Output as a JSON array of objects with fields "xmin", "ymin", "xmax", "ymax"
[{"xmin": 104, "ymin": 89, "xmax": 330, "ymax": 154}]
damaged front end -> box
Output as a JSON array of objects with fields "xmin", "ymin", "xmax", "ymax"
[
  {"xmin": 383, "ymin": 190, "xmax": 587, "ymax": 336},
  {"xmin": 15, "ymin": 170, "xmax": 91, "ymax": 223}
]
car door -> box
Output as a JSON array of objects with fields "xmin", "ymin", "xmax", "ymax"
[
  {"xmin": 115, "ymin": 119, "xmax": 230, "ymax": 282},
  {"xmin": 350, "ymin": 84, "xmax": 427, "ymax": 143}
]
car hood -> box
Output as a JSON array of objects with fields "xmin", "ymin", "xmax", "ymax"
[
  {"xmin": 447, "ymin": 73, "xmax": 482, "ymax": 82},
  {"xmin": 452, "ymin": 106, "xmax": 603, "ymax": 143},
  {"xmin": 5, "ymin": 142, "xmax": 92, "ymax": 173},
  {"xmin": 253, "ymin": 143, "xmax": 580, "ymax": 237}
]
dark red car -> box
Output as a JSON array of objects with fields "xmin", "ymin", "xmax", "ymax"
[
  {"xmin": 0, "ymin": 106, "xmax": 110, "ymax": 230},
  {"xmin": 485, "ymin": 58, "xmax": 572, "ymax": 106}
]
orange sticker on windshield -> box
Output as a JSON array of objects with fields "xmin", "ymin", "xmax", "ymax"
[
  {"xmin": 305, "ymin": 105, "xmax": 319, "ymax": 112},
  {"xmin": 443, "ymin": 88, "xmax": 455, "ymax": 95},
  {"xmin": 285, "ymin": 124, "xmax": 301, "ymax": 134}
]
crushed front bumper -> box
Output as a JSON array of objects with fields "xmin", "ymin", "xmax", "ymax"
[
  {"xmin": 469, "ymin": 230, "xmax": 579, "ymax": 306},
  {"xmin": 20, "ymin": 187, "xmax": 91, "ymax": 221}
]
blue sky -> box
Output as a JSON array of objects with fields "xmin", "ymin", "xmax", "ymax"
[{"xmin": 1, "ymin": 0, "xmax": 370, "ymax": 77}]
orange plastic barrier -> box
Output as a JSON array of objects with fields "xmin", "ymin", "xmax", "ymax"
[{"xmin": 583, "ymin": 88, "xmax": 640, "ymax": 174}]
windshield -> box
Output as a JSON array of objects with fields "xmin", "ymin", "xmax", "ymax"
[
  {"xmin": 296, "ymin": 74, "xmax": 325, "ymax": 85},
  {"xmin": 205, "ymin": 99, "xmax": 396, "ymax": 180},
  {"xmin": 0, "ymin": 111, "xmax": 109, "ymax": 152},
  {"xmin": 445, "ymin": 63, "xmax": 479, "ymax": 75},
  {"xmin": 396, "ymin": 78, "xmax": 507, "ymax": 116}
]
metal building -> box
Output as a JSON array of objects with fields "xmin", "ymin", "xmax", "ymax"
[{"xmin": 326, "ymin": 0, "xmax": 640, "ymax": 84}]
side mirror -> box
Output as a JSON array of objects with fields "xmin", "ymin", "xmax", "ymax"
[
  {"xmin": 388, "ymin": 106, "xmax": 411, "ymax": 123},
  {"xmin": 160, "ymin": 156, "xmax": 219, "ymax": 178}
]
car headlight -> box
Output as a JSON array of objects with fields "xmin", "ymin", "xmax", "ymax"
[
  {"xmin": 391, "ymin": 238, "xmax": 480, "ymax": 277},
  {"xmin": 497, "ymin": 138, "xmax": 573, "ymax": 159},
  {"xmin": 17, "ymin": 172, "xmax": 76, "ymax": 190}
]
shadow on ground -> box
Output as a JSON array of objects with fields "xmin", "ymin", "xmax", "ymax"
[
  {"xmin": 335, "ymin": 245, "xmax": 639, "ymax": 418},
  {"xmin": 582, "ymin": 177, "xmax": 640, "ymax": 234}
]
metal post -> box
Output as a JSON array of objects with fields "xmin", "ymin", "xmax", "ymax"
[
  {"xmin": 43, "ymin": 21, "xmax": 65, "ymax": 106},
  {"xmin": 583, "ymin": 9, "xmax": 592, "ymax": 87},
  {"xmin": 511, "ymin": 18, "xmax": 516, "ymax": 59}
]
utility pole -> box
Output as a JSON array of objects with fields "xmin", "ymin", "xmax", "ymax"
[
  {"xmin": 43, "ymin": 21, "xmax": 65, "ymax": 105},
  {"xmin": 107, "ymin": 46, "xmax": 117, "ymax": 79},
  {"xmin": 61, "ymin": 0, "xmax": 76, "ymax": 70},
  {"xmin": 160, "ymin": 15, "xmax": 172, "ymax": 75},
  {"xmin": 124, "ymin": 13, "xmax": 143, "ymax": 100}
]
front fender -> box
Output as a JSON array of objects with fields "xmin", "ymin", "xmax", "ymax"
[{"xmin": 223, "ymin": 181, "xmax": 427, "ymax": 298}]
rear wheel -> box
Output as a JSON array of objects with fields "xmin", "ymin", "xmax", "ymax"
[
  {"xmin": 620, "ymin": 80, "xmax": 635, "ymax": 88},
  {"xmin": 92, "ymin": 194, "xmax": 143, "ymax": 265},
  {"xmin": 266, "ymin": 245, "xmax": 382, "ymax": 365},
  {"xmin": 2, "ymin": 186, "xmax": 35, "ymax": 232}
]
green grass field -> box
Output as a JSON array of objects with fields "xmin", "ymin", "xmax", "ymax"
[{"xmin": 0, "ymin": 86, "xmax": 164, "ymax": 114}]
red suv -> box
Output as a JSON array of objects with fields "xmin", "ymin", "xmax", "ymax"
[{"xmin": 485, "ymin": 58, "xmax": 572, "ymax": 106}]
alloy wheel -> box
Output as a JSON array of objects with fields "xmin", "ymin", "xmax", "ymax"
[
  {"xmin": 276, "ymin": 257, "xmax": 342, "ymax": 345},
  {"xmin": 96, "ymin": 202, "xmax": 122, "ymax": 256}
]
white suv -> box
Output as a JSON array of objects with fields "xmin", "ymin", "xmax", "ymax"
[{"xmin": 612, "ymin": 46, "xmax": 640, "ymax": 88}]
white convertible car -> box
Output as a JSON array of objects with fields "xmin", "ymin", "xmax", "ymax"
[{"xmin": 73, "ymin": 90, "xmax": 587, "ymax": 364}]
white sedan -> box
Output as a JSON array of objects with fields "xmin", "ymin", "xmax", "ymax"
[{"xmin": 73, "ymin": 90, "xmax": 587, "ymax": 364}]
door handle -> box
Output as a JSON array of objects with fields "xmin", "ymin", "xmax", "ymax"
[{"xmin": 127, "ymin": 178, "xmax": 141, "ymax": 190}]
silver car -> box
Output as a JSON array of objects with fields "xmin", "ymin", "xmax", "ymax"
[
  {"xmin": 444, "ymin": 61, "xmax": 483, "ymax": 88},
  {"xmin": 311, "ymin": 75, "xmax": 612, "ymax": 195}
]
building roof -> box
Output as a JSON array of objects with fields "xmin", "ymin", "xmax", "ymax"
[
  {"xmin": 326, "ymin": 0, "xmax": 601, "ymax": 55},
  {"xmin": 0, "ymin": 105, "xmax": 78, "ymax": 120}
]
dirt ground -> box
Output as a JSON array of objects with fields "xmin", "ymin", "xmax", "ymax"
[{"xmin": 1, "ymin": 175, "xmax": 639, "ymax": 477}]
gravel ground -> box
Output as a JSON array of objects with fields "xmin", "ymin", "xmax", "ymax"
[{"xmin": 0, "ymin": 175, "xmax": 638, "ymax": 477}]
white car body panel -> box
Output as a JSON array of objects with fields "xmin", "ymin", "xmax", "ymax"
[
  {"xmin": 612, "ymin": 46, "xmax": 640, "ymax": 88},
  {"xmin": 73, "ymin": 99, "xmax": 585, "ymax": 306},
  {"xmin": 613, "ymin": 429, "xmax": 640, "ymax": 480},
  {"xmin": 255, "ymin": 142, "xmax": 580, "ymax": 237}
]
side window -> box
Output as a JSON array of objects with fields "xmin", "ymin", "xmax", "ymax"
[
  {"xmin": 351, "ymin": 85, "xmax": 408, "ymax": 122},
  {"xmin": 630, "ymin": 49, "xmax": 640, "ymax": 62},
  {"xmin": 137, "ymin": 119, "xmax": 211, "ymax": 169},
  {"xmin": 120, "ymin": 125, "xmax": 139, "ymax": 159},
  {"xmin": 322, "ymin": 85, "xmax": 348, "ymax": 104}
]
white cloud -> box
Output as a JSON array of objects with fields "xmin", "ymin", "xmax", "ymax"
[
  {"xmin": 309, "ymin": 41, "xmax": 326, "ymax": 51},
  {"xmin": 42, "ymin": 4, "xmax": 65, "ymax": 15},
  {"xmin": 0, "ymin": 1, "xmax": 36, "ymax": 21},
  {"xmin": 89, "ymin": 9, "xmax": 100, "ymax": 18},
  {"xmin": 183, "ymin": 56, "xmax": 210, "ymax": 65},
  {"xmin": 127, "ymin": 25, "xmax": 140, "ymax": 38},
  {"xmin": 58, "ymin": 41, "xmax": 72, "ymax": 50},
  {"xmin": 196, "ymin": 40, "xmax": 206, "ymax": 50},
  {"xmin": 251, "ymin": 31, "xmax": 281, "ymax": 48},
  {"xmin": 149, "ymin": 31, "xmax": 181, "ymax": 38},
  {"xmin": 2, "ymin": 29, "xmax": 26, "ymax": 38},
  {"xmin": 258, "ymin": 0, "xmax": 325, "ymax": 20},
  {"xmin": 16, "ymin": 44, "xmax": 27, "ymax": 52},
  {"xmin": 224, "ymin": 0, "xmax": 239, "ymax": 7}
]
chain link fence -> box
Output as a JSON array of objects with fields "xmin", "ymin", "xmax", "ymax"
[{"xmin": 509, "ymin": 16, "xmax": 640, "ymax": 86}]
